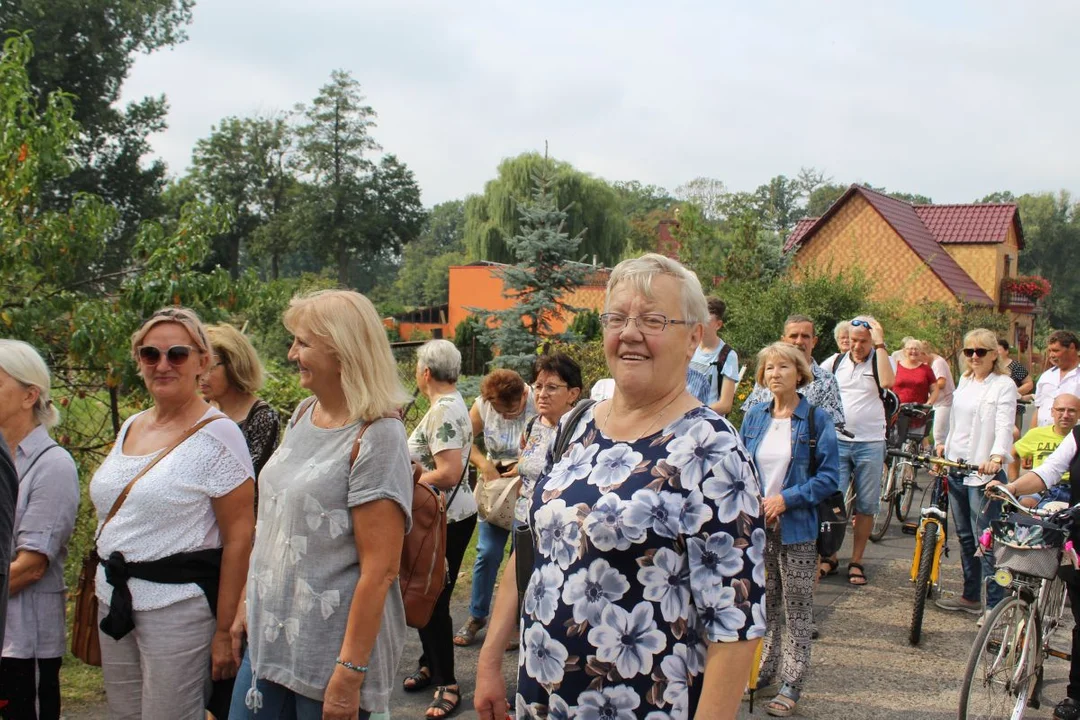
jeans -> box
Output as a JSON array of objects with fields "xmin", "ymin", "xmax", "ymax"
[
  {"xmin": 228, "ymin": 652, "xmax": 379, "ymax": 719},
  {"xmin": 0, "ymin": 656, "xmax": 62, "ymax": 720},
  {"xmin": 947, "ymin": 475, "xmax": 1004, "ymax": 608},
  {"xmin": 468, "ymin": 520, "xmax": 510, "ymax": 620},
  {"xmin": 836, "ymin": 441, "xmax": 886, "ymax": 516}
]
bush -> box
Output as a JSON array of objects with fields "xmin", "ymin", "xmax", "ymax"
[
  {"xmin": 570, "ymin": 310, "xmax": 603, "ymax": 342},
  {"xmin": 548, "ymin": 339, "xmax": 608, "ymax": 395},
  {"xmin": 454, "ymin": 315, "xmax": 493, "ymax": 376}
]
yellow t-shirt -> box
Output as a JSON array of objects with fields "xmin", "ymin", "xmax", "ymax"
[{"xmin": 1014, "ymin": 426, "xmax": 1070, "ymax": 481}]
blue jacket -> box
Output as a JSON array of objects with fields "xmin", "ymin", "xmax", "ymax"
[{"xmin": 740, "ymin": 396, "xmax": 840, "ymax": 545}]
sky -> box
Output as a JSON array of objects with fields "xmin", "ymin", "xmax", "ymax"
[{"xmin": 120, "ymin": 0, "xmax": 1080, "ymax": 208}]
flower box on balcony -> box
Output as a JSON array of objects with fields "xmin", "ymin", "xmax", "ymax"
[{"xmin": 1003, "ymin": 275, "xmax": 1052, "ymax": 301}]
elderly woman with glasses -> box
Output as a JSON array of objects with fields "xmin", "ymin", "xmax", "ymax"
[
  {"xmin": 454, "ymin": 370, "xmax": 536, "ymax": 649},
  {"xmin": 474, "ymin": 253, "xmax": 765, "ymax": 720},
  {"xmin": 933, "ymin": 329, "xmax": 1018, "ymax": 621},
  {"xmin": 91, "ymin": 308, "xmax": 255, "ymax": 719}
]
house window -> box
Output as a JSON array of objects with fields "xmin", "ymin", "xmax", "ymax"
[{"xmin": 1004, "ymin": 255, "xmax": 1012, "ymax": 278}]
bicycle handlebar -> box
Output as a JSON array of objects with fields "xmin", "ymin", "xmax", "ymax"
[
  {"xmin": 886, "ymin": 448, "xmax": 980, "ymax": 473},
  {"xmin": 984, "ymin": 484, "xmax": 1078, "ymax": 527},
  {"xmin": 899, "ymin": 403, "xmax": 934, "ymax": 414}
]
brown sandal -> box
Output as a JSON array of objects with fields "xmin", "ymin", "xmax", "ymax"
[
  {"xmin": 848, "ymin": 562, "xmax": 868, "ymax": 586},
  {"xmin": 426, "ymin": 685, "xmax": 461, "ymax": 718},
  {"xmin": 452, "ymin": 616, "xmax": 486, "ymax": 647},
  {"xmin": 403, "ymin": 666, "xmax": 431, "ymax": 692}
]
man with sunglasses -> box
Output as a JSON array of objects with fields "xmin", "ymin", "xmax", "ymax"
[
  {"xmin": 1033, "ymin": 331, "xmax": 1080, "ymax": 430},
  {"xmin": 824, "ymin": 315, "xmax": 895, "ymax": 586}
]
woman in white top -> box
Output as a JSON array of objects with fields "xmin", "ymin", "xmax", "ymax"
[
  {"xmin": 0, "ymin": 340, "xmax": 79, "ymax": 720},
  {"xmin": 91, "ymin": 308, "xmax": 255, "ymax": 719},
  {"xmin": 934, "ymin": 328, "xmax": 1018, "ymax": 618}
]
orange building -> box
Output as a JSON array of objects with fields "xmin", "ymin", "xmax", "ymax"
[
  {"xmin": 785, "ymin": 185, "xmax": 1039, "ymax": 360},
  {"xmin": 389, "ymin": 261, "xmax": 610, "ymax": 340}
]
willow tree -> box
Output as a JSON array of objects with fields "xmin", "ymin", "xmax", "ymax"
[{"xmin": 464, "ymin": 152, "xmax": 628, "ymax": 266}]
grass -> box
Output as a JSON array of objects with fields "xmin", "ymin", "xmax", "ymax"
[{"xmin": 61, "ymin": 652, "xmax": 106, "ymax": 709}]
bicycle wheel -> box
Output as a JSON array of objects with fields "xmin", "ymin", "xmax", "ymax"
[
  {"xmin": 958, "ymin": 595, "xmax": 1038, "ymax": 720},
  {"xmin": 870, "ymin": 464, "xmax": 894, "ymax": 542},
  {"xmin": 894, "ymin": 461, "xmax": 916, "ymax": 522},
  {"xmin": 909, "ymin": 521, "xmax": 937, "ymax": 645}
]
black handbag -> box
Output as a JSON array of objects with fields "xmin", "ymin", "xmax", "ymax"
[{"xmin": 807, "ymin": 406, "xmax": 848, "ymax": 557}]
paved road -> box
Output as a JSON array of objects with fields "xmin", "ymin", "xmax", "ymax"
[{"xmin": 64, "ymin": 492, "xmax": 1073, "ymax": 719}]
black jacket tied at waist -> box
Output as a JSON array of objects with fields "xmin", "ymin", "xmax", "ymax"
[{"xmin": 99, "ymin": 547, "xmax": 223, "ymax": 641}]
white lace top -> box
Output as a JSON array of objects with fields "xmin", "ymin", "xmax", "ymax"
[{"xmin": 90, "ymin": 408, "xmax": 254, "ymax": 611}]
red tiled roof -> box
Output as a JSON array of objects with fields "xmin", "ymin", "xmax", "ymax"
[
  {"xmin": 783, "ymin": 185, "xmax": 995, "ymax": 306},
  {"xmin": 914, "ymin": 204, "xmax": 1023, "ymax": 248}
]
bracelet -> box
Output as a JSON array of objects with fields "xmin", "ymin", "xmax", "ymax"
[{"xmin": 336, "ymin": 658, "xmax": 368, "ymax": 674}]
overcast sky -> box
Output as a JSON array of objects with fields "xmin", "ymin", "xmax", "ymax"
[{"xmin": 121, "ymin": 0, "xmax": 1079, "ymax": 208}]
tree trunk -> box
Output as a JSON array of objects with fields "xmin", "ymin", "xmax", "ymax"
[
  {"xmin": 270, "ymin": 252, "xmax": 280, "ymax": 280},
  {"xmin": 337, "ymin": 235, "xmax": 349, "ymax": 286}
]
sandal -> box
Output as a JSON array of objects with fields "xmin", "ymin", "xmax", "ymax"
[
  {"xmin": 765, "ymin": 694, "xmax": 797, "ymax": 717},
  {"xmin": 453, "ymin": 616, "xmax": 486, "ymax": 647},
  {"xmin": 1055, "ymin": 697, "xmax": 1080, "ymax": 720},
  {"xmin": 818, "ymin": 557, "xmax": 839, "ymax": 579},
  {"xmin": 403, "ymin": 666, "xmax": 431, "ymax": 693},
  {"xmin": 426, "ymin": 685, "xmax": 461, "ymax": 718},
  {"xmin": 848, "ymin": 562, "xmax": 868, "ymax": 586}
]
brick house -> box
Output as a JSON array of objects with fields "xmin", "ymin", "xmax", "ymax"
[{"xmin": 785, "ymin": 184, "xmax": 1037, "ymax": 361}]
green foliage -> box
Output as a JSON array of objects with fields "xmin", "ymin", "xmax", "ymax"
[
  {"xmin": 1012, "ymin": 191, "xmax": 1080, "ymax": 329},
  {"xmin": 548, "ymin": 339, "xmax": 608, "ymax": 395},
  {"xmin": 240, "ymin": 272, "xmax": 339, "ymax": 364},
  {"xmin": 464, "ymin": 151, "xmax": 628, "ymax": 266},
  {"xmin": 478, "ymin": 164, "xmax": 589, "ymax": 375},
  {"xmin": 454, "ymin": 315, "xmax": 493, "ymax": 376},
  {"xmin": 570, "ymin": 310, "xmax": 603, "ymax": 342},
  {"xmin": 393, "ymin": 200, "xmax": 468, "ymax": 307}
]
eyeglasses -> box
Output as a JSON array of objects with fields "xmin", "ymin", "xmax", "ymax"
[
  {"xmin": 137, "ymin": 345, "xmax": 196, "ymax": 366},
  {"xmin": 850, "ymin": 319, "xmax": 872, "ymax": 330},
  {"xmin": 599, "ymin": 313, "xmax": 690, "ymax": 335},
  {"xmin": 532, "ymin": 382, "xmax": 568, "ymax": 395},
  {"xmin": 962, "ymin": 347, "xmax": 991, "ymax": 358}
]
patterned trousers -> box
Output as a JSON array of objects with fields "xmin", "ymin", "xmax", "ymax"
[{"xmin": 759, "ymin": 528, "xmax": 817, "ymax": 698}]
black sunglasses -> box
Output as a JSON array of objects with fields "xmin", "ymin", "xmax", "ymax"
[
  {"xmin": 962, "ymin": 347, "xmax": 991, "ymax": 358},
  {"xmin": 137, "ymin": 345, "xmax": 195, "ymax": 366}
]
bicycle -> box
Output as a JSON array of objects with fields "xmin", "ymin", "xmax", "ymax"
[
  {"xmin": 957, "ymin": 486, "xmax": 1076, "ymax": 719},
  {"xmin": 870, "ymin": 403, "xmax": 935, "ymax": 542},
  {"xmin": 888, "ymin": 449, "xmax": 981, "ymax": 645}
]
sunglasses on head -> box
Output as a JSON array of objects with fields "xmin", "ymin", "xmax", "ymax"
[
  {"xmin": 137, "ymin": 345, "xmax": 195, "ymax": 366},
  {"xmin": 850, "ymin": 319, "xmax": 872, "ymax": 329},
  {"xmin": 962, "ymin": 347, "xmax": 991, "ymax": 358}
]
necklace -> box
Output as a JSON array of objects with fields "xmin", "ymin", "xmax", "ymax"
[
  {"xmin": 314, "ymin": 401, "xmax": 350, "ymax": 428},
  {"xmin": 603, "ymin": 392, "xmax": 682, "ymax": 442}
]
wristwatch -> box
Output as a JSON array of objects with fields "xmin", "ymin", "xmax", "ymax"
[
  {"xmin": 874, "ymin": 343, "xmax": 886, "ymax": 350},
  {"xmin": 990, "ymin": 455, "xmax": 1004, "ymax": 465}
]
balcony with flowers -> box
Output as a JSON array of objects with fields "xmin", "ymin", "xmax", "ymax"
[{"xmin": 999, "ymin": 275, "xmax": 1051, "ymax": 313}]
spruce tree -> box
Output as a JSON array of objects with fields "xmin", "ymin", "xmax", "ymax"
[{"xmin": 480, "ymin": 164, "xmax": 588, "ymax": 376}]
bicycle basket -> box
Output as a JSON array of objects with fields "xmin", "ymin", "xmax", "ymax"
[{"xmin": 991, "ymin": 515, "xmax": 1067, "ymax": 580}]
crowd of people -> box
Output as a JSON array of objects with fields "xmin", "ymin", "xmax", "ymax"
[{"xmin": 1, "ymin": 253, "xmax": 1079, "ymax": 719}]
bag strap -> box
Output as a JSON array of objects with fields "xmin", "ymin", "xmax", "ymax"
[
  {"xmin": 550, "ymin": 399, "xmax": 597, "ymax": 468},
  {"xmin": 95, "ymin": 415, "xmax": 220, "ymax": 544},
  {"xmin": 348, "ymin": 415, "xmax": 403, "ymax": 467},
  {"xmin": 831, "ymin": 353, "xmax": 844, "ymax": 374},
  {"xmin": 807, "ymin": 404, "xmax": 818, "ymax": 477},
  {"xmin": 290, "ymin": 397, "xmax": 318, "ymax": 429},
  {"xmin": 18, "ymin": 442, "xmax": 60, "ymax": 480},
  {"xmin": 712, "ymin": 343, "xmax": 734, "ymax": 399}
]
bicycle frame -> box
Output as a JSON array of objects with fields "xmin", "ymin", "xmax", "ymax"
[{"xmin": 909, "ymin": 469, "xmax": 949, "ymax": 586}]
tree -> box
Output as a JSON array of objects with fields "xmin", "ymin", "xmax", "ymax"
[
  {"xmin": 393, "ymin": 200, "xmax": 468, "ymax": 307},
  {"xmin": 754, "ymin": 174, "xmax": 806, "ymax": 235},
  {"xmin": 479, "ymin": 164, "xmax": 588, "ymax": 375},
  {"xmin": 294, "ymin": 71, "xmax": 423, "ymax": 285},
  {"xmin": 674, "ymin": 177, "xmax": 727, "ymax": 221},
  {"xmin": 1014, "ymin": 191, "xmax": 1080, "ymax": 329},
  {"xmin": 1, "ymin": 1, "xmax": 196, "ymax": 269},
  {"xmin": 464, "ymin": 152, "xmax": 627, "ymax": 266},
  {"xmin": 806, "ymin": 183, "xmax": 848, "ymax": 217}
]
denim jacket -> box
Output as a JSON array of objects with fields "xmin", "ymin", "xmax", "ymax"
[{"xmin": 740, "ymin": 396, "xmax": 840, "ymax": 545}]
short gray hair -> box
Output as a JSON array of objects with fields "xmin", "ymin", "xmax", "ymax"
[
  {"xmin": 0, "ymin": 339, "xmax": 61, "ymax": 428},
  {"xmin": 833, "ymin": 320, "xmax": 851, "ymax": 343},
  {"xmin": 417, "ymin": 339, "xmax": 461, "ymax": 383},
  {"xmin": 605, "ymin": 253, "xmax": 708, "ymax": 326}
]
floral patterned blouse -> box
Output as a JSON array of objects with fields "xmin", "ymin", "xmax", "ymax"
[{"xmin": 517, "ymin": 405, "xmax": 767, "ymax": 720}]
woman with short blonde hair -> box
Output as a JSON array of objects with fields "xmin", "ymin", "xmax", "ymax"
[{"xmin": 754, "ymin": 342, "xmax": 813, "ymax": 389}]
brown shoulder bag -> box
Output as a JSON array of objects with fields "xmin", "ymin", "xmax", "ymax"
[{"xmin": 71, "ymin": 416, "xmax": 218, "ymax": 665}]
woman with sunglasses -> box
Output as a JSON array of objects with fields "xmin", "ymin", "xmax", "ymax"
[
  {"xmin": 932, "ymin": 329, "xmax": 1018, "ymax": 621},
  {"xmin": 90, "ymin": 308, "xmax": 255, "ymax": 719}
]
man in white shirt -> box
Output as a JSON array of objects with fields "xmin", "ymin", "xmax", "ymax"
[
  {"xmin": 686, "ymin": 297, "xmax": 739, "ymax": 415},
  {"xmin": 823, "ymin": 315, "xmax": 895, "ymax": 586},
  {"xmin": 1033, "ymin": 330, "xmax": 1080, "ymax": 428}
]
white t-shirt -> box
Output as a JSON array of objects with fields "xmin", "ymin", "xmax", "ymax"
[
  {"xmin": 755, "ymin": 418, "xmax": 792, "ymax": 499},
  {"xmin": 832, "ymin": 353, "xmax": 893, "ymax": 442},
  {"xmin": 1035, "ymin": 366, "xmax": 1080, "ymax": 426},
  {"xmin": 590, "ymin": 378, "xmax": 615, "ymax": 402},
  {"xmin": 931, "ymin": 355, "xmax": 955, "ymax": 407},
  {"xmin": 90, "ymin": 408, "xmax": 254, "ymax": 610}
]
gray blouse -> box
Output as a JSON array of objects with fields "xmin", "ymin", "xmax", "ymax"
[
  {"xmin": 244, "ymin": 403, "xmax": 413, "ymax": 711},
  {"xmin": 4, "ymin": 425, "xmax": 80, "ymax": 658}
]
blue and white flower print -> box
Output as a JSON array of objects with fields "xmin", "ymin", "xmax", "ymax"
[
  {"xmin": 534, "ymin": 499, "xmax": 583, "ymax": 570},
  {"xmin": 677, "ymin": 489, "xmax": 712, "ymax": 535},
  {"xmin": 702, "ymin": 451, "xmax": 760, "ymax": 522},
  {"xmin": 524, "ymin": 622, "xmax": 570, "ymax": 687},
  {"xmin": 623, "ymin": 488, "xmax": 682, "ymax": 539},
  {"xmin": 748, "ymin": 596, "xmax": 767, "ymax": 640},
  {"xmin": 588, "ymin": 601, "xmax": 667, "ymax": 678},
  {"xmin": 638, "ymin": 548, "xmax": 690, "ymax": 623},
  {"xmin": 661, "ymin": 643, "xmax": 692, "ymax": 717},
  {"xmin": 591, "ymin": 444, "xmax": 644, "ymax": 491},
  {"xmin": 544, "ymin": 442, "xmax": 600, "ymax": 496},
  {"xmin": 548, "ymin": 693, "xmax": 573, "ymax": 720},
  {"xmin": 687, "ymin": 532, "xmax": 744, "ymax": 588},
  {"xmin": 697, "ymin": 586, "xmax": 748, "ymax": 642},
  {"xmin": 562, "ymin": 558, "xmax": 630, "ymax": 626},
  {"xmin": 664, "ymin": 419, "xmax": 737, "ymax": 493},
  {"xmin": 525, "ymin": 562, "xmax": 566, "ymax": 624},
  {"xmin": 747, "ymin": 527, "xmax": 767, "ymax": 587},
  {"xmin": 576, "ymin": 685, "xmax": 640, "ymax": 720},
  {"xmin": 584, "ymin": 493, "xmax": 644, "ymax": 551}
]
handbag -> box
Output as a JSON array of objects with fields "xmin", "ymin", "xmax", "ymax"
[
  {"xmin": 806, "ymin": 406, "xmax": 848, "ymax": 557},
  {"xmin": 475, "ymin": 472, "xmax": 520, "ymax": 531},
  {"xmin": 70, "ymin": 416, "xmax": 219, "ymax": 666}
]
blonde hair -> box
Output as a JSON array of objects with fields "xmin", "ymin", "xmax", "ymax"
[
  {"xmin": 283, "ymin": 290, "xmax": 410, "ymax": 422},
  {"xmin": 755, "ymin": 342, "xmax": 813, "ymax": 389},
  {"xmin": 206, "ymin": 324, "xmax": 264, "ymax": 394},
  {"xmin": 0, "ymin": 340, "xmax": 61, "ymax": 428},
  {"xmin": 961, "ymin": 328, "xmax": 1010, "ymax": 377},
  {"xmin": 130, "ymin": 307, "xmax": 211, "ymax": 360},
  {"xmin": 606, "ymin": 253, "xmax": 708, "ymax": 326}
]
